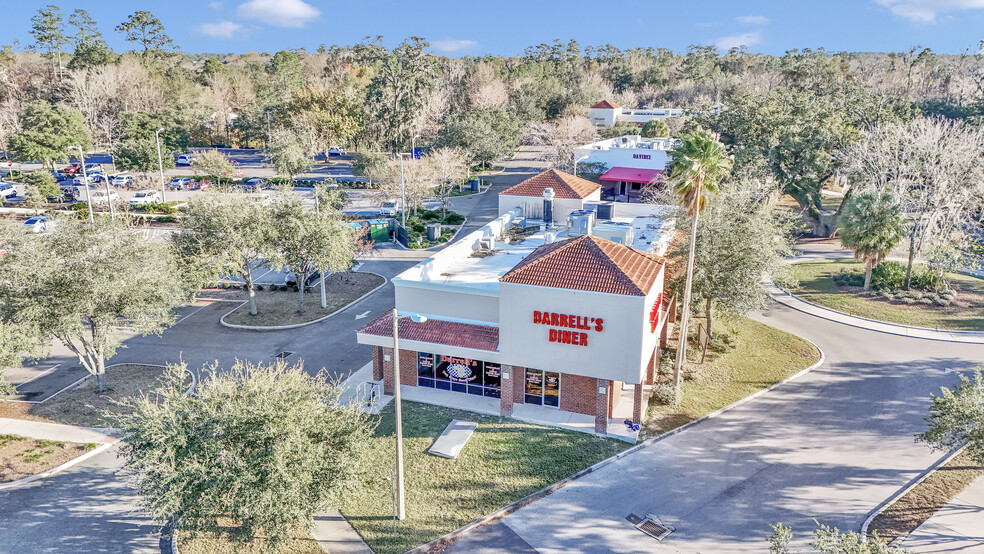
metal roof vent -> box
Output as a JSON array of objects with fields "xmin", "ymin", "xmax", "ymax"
[{"xmin": 632, "ymin": 514, "xmax": 673, "ymax": 541}]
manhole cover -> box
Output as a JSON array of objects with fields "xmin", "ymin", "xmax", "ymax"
[
  {"xmin": 636, "ymin": 517, "xmax": 672, "ymax": 541},
  {"xmin": 275, "ymin": 351, "xmax": 294, "ymax": 360}
]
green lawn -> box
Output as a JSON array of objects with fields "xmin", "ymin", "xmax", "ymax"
[
  {"xmin": 789, "ymin": 259, "xmax": 984, "ymax": 331},
  {"xmin": 338, "ymin": 402, "xmax": 628, "ymax": 553},
  {"xmin": 643, "ymin": 317, "xmax": 821, "ymax": 437}
]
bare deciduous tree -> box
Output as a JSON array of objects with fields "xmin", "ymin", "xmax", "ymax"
[{"xmin": 527, "ymin": 115, "xmax": 598, "ymax": 171}]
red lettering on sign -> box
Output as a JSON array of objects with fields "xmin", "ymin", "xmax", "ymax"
[
  {"xmin": 535, "ymin": 311, "xmax": 603, "ymax": 347},
  {"xmin": 580, "ymin": 333, "xmax": 588, "ymax": 346},
  {"xmin": 559, "ymin": 314, "xmax": 567, "ymax": 327},
  {"xmin": 572, "ymin": 333, "xmax": 580, "ymax": 345},
  {"xmin": 550, "ymin": 313, "xmax": 559, "ymax": 326},
  {"xmin": 595, "ymin": 318, "xmax": 604, "ymax": 332},
  {"xmin": 533, "ymin": 311, "xmax": 541, "ymax": 324},
  {"xmin": 549, "ymin": 328, "xmax": 557, "ymax": 341}
]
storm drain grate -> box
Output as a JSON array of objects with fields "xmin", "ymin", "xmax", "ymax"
[
  {"xmin": 275, "ymin": 351, "xmax": 294, "ymax": 360},
  {"xmin": 636, "ymin": 517, "xmax": 672, "ymax": 541}
]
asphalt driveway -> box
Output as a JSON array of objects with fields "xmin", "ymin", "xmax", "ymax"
[{"xmin": 449, "ymin": 301, "xmax": 984, "ymax": 553}]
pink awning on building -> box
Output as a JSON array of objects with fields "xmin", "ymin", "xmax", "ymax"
[{"xmin": 599, "ymin": 167, "xmax": 662, "ymax": 184}]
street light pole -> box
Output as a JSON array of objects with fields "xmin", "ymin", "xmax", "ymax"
[
  {"xmin": 398, "ymin": 153, "xmax": 407, "ymax": 232},
  {"xmin": 391, "ymin": 308, "xmax": 406, "ymax": 521},
  {"xmin": 266, "ymin": 111, "xmax": 271, "ymax": 149},
  {"xmin": 71, "ymin": 146, "xmax": 94, "ymax": 223},
  {"xmin": 573, "ymin": 154, "xmax": 589, "ymax": 177},
  {"xmin": 411, "ymin": 134, "xmax": 420, "ymax": 160},
  {"xmin": 155, "ymin": 128, "xmax": 166, "ymax": 203}
]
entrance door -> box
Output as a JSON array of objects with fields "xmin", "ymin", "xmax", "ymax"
[{"xmin": 525, "ymin": 369, "xmax": 560, "ymax": 407}]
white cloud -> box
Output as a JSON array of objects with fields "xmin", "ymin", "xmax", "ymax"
[
  {"xmin": 715, "ymin": 32, "xmax": 761, "ymax": 50},
  {"xmin": 431, "ymin": 39, "xmax": 479, "ymax": 53},
  {"xmin": 237, "ymin": 0, "xmax": 320, "ymax": 28},
  {"xmin": 736, "ymin": 15, "xmax": 770, "ymax": 25},
  {"xmin": 209, "ymin": 1, "xmax": 223, "ymax": 9},
  {"xmin": 198, "ymin": 21, "xmax": 243, "ymax": 39},
  {"xmin": 875, "ymin": 0, "xmax": 984, "ymax": 23}
]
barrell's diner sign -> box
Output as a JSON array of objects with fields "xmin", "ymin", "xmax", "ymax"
[{"xmin": 533, "ymin": 311, "xmax": 603, "ymax": 347}]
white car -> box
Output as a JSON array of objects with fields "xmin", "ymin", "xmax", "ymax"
[
  {"xmin": 176, "ymin": 154, "xmax": 196, "ymax": 166},
  {"xmin": 23, "ymin": 216, "xmax": 55, "ymax": 233},
  {"xmin": 128, "ymin": 190, "xmax": 162, "ymax": 206},
  {"xmin": 379, "ymin": 199, "xmax": 398, "ymax": 216},
  {"xmin": 0, "ymin": 182, "xmax": 16, "ymax": 198},
  {"xmin": 90, "ymin": 190, "xmax": 120, "ymax": 205},
  {"xmin": 328, "ymin": 146, "xmax": 347, "ymax": 157},
  {"xmin": 170, "ymin": 177, "xmax": 194, "ymax": 190},
  {"xmin": 111, "ymin": 174, "xmax": 134, "ymax": 187},
  {"xmin": 72, "ymin": 174, "xmax": 99, "ymax": 186}
]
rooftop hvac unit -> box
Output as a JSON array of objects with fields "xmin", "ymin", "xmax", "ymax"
[
  {"xmin": 596, "ymin": 202, "xmax": 614, "ymax": 220},
  {"xmin": 479, "ymin": 236, "xmax": 495, "ymax": 251},
  {"xmin": 544, "ymin": 232, "xmax": 557, "ymax": 244},
  {"xmin": 568, "ymin": 210, "xmax": 594, "ymax": 237},
  {"xmin": 593, "ymin": 222, "xmax": 634, "ymax": 246}
]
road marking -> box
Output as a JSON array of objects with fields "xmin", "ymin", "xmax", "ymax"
[
  {"xmin": 12, "ymin": 364, "xmax": 61, "ymax": 386},
  {"xmin": 355, "ymin": 310, "xmax": 371, "ymax": 320},
  {"xmin": 175, "ymin": 303, "xmax": 212, "ymax": 325}
]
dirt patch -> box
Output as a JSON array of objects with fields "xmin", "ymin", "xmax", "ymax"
[
  {"xmin": 869, "ymin": 451, "xmax": 984, "ymax": 542},
  {"xmin": 0, "ymin": 434, "xmax": 95, "ymax": 482},
  {"xmin": 222, "ymin": 271, "xmax": 385, "ymax": 328}
]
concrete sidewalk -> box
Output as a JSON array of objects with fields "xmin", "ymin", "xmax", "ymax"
[
  {"xmin": 769, "ymin": 284, "xmax": 984, "ymax": 344},
  {"xmin": 0, "ymin": 417, "xmax": 117, "ymax": 444},
  {"xmin": 902, "ymin": 474, "xmax": 984, "ymax": 552}
]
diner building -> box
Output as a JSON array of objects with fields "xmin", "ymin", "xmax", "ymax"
[
  {"xmin": 588, "ymin": 100, "xmax": 685, "ymax": 128},
  {"xmin": 357, "ymin": 169, "xmax": 677, "ymax": 441},
  {"xmin": 574, "ymin": 135, "xmax": 676, "ymax": 203}
]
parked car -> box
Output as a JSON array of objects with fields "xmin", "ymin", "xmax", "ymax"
[
  {"xmin": 0, "ymin": 182, "xmax": 16, "ymax": 199},
  {"xmin": 240, "ymin": 178, "xmax": 269, "ymax": 192},
  {"xmin": 23, "ymin": 216, "xmax": 55, "ymax": 233},
  {"xmin": 176, "ymin": 154, "xmax": 196, "ymax": 166},
  {"xmin": 84, "ymin": 163, "xmax": 103, "ymax": 173},
  {"xmin": 111, "ymin": 174, "xmax": 134, "ymax": 187},
  {"xmin": 73, "ymin": 174, "xmax": 100, "ymax": 186},
  {"xmin": 128, "ymin": 190, "xmax": 162, "ymax": 206},
  {"xmin": 62, "ymin": 162, "xmax": 83, "ymax": 175},
  {"xmin": 379, "ymin": 199, "xmax": 398, "ymax": 216},
  {"xmin": 328, "ymin": 146, "xmax": 347, "ymax": 157},
  {"xmin": 189, "ymin": 180, "xmax": 212, "ymax": 191},
  {"xmin": 90, "ymin": 190, "xmax": 120, "ymax": 205},
  {"xmin": 170, "ymin": 177, "xmax": 194, "ymax": 190}
]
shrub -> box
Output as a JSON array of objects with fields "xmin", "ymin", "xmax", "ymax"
[
  {"xmin": 443, "ymin": 212, "xmax": 465, "ymax": 225},
  {"xmin": 256, "ymin": 285, "xmax": 264, "ymax": 291},
  {"xmin": 157, "ymin": 215, "xmax": 177, "ymax": 223},
  {"xmin": 833, "ymin": 270, "xmax": 864, "ymax": 287},
  {"xmin": 911, "ymin": 270, "xmax": 946, "ymax": 292},
  {"xmin": 902, "ymin": 297, "xmax": 916, "ymax": 304},
  {"xmin": 280, "ymin": 285, "xmax": 289, "ymax": 292},
  {"xmin": 878, "ymin": 290, "xmax": 893, "ymax": 299},
  {"xmin": 411, "ymin": 222, "xmax": 426, "ymax": 233},
  {"xmin": 934, "ymin": 298, "xmax": 951, "ymax": 307},
  {"xmin": 652, "ymin": 383, "xmax": 678, "ymax": 405},
  {"xmin": 917, "ymin": 297, "xmax": 933, "ymax": 304},
  {"xmin": 871, "ymin": 261, "xmax": 906, "ymax": 290},
  {"xmin": 908, "ymin": 290, "xmax": 924, "ymax": 300}
]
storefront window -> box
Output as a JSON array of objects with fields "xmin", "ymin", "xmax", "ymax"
[
  {"xmin": 419, "ymin": 353, "xmax": 501, "ymax": 397},
  {"xmin": 525, "ymin": 369, "xmax": 560, "ymax": 407},
  {"xmin": 417, "ymin": 353, "xmax": 434, "ymax": 388}
]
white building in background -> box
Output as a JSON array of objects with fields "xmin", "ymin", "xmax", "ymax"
[
  {"xmin": 588, "ymin": 100, "xmax": 685, "ymax": 128},
  {"xmin": 574, "ymin": 135, "xmax": 677, "ymax": 203}
]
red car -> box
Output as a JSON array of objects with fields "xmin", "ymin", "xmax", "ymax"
[
  {"xmin": 189, "ymin": 180, "xmax": 212, "ymax": 191},
  {"xmin": 63, "ymin": 163, "xmax": 83, "ymax": 175}
]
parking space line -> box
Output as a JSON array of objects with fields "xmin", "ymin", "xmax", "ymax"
[{"xmin": 175, "ymin": 303, "xmax": 213, "ymax": 325}]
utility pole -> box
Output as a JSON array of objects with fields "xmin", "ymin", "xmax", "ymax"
[
  {"xmin": 398, "ymin": 153, "xmax": 407, "ymax": 232},
  {"xmin": 391, "ymin": 308, "xmax": 406, "ymax": 520},
  {"xmin": 155, "ymin": 128, "xmax": 166, "ymax": 203},
  {"xmin": 70, "ymin": 146, "xmax": 94, "ymax": 223}
]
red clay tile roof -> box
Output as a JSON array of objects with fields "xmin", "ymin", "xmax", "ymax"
[
  {"xmin": 499, "ymin": 169, "xmax": 601, "ymax": 200},
  {"xmin": 500, "ymin": 235, "xmax": 665, "ymax": 296},
  {"xmin": 590, "ymin": 100, "xmax": 620, "ymax": 109},
  {"xmin": 358, "ymin": 314, "xmax": 499, "ymax": 352}
]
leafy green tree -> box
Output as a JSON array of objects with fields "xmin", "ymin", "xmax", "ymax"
[
  {"xmin": 265, "ymin": 50, "xmax": 306, "ymax": 103},
  {"xmin": 191, "ymin": 150, "xmax": 234, "ymax": 186},
  {"xmin": 29, "ymin": 5, "xmax": 68, "ymax": 85},
  {"xmin": 837, "ymin": 191, "xmax": 906, "ymax": 290},
  {"xmin": 601, "ymin": 121, "xmax": 640, "ymax": 139},
  {"xmin": 351, "ymin": 150, "xmax": 388, "ymax": 187},
  {"xmin": 117, "ymin": 360, "xmax": 375, "ymax": 549},
  {"xmin": 439, "ymin": 107, "xmax": 522, "ymax": 169},
  {"xmin": 175, "ymin": 193, "xmax": 274, "ymax": 316},
  {"xmin": 0, "ymin": 219, "xmax": 192, "ymax": 393},
  {"xmin": 671, "ymin": 181, "xmax": 794, "ymax": 338},
  {"xmin": 267, "ymin": 130, "xmax": 310, "ymax": 180},
  {"xmin": 21, "ymin": 169, "xmax": 60, "ymax": 198},
  {"xmin": 361, "ymin": 37, "xmax": 437, "ymax": 150},
  {"xmin": 9, "ymin": 102, "xmax": 91, "ymax": 168},
  {"xmin": 769, "ymin": 522, "xmax": 909, "ymax": 553},
  {"xmin": 115, "ymin": 11, "xmax": 174, "ymax": 58},
  {"xmin": 269, "ymin": 193, "xmax": 356, "ymax": 311},
  {"xmin": 285, "ymin": 85, "xmax": 362, "ymax": 155},
  {"xmin": 641, "ymin": 119, "xmax": 669, "ymax": 138},
  {"xmin": 66, "ymin": 8, "xmax": 114, "ymax": 69},
  {"xmin": 667, "ymin": 129, "xmax": 733, "ymax": 395},
  {"xmin": 114, "ymin": 112, "xmax": 189, "ymax": 174},
  {"xmin": 0, "ymin": 226, "xmax": 47, "ymax": 398},
  {"xmin": 918, "ymin": 365, "xmax": 984, "ymax": 465}
]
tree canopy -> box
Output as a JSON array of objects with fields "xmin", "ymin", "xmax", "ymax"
[
  {"xmin": 837, "ymin": 191, "xmax": 906, "ymax": 290},
  {"xmin": 8, "ymin": 102, "xmax": 91, "ymax": 167}
]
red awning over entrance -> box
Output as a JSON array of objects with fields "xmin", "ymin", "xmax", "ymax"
[{"xmin": 599, "ymin": 167, "xmax": 662, "ymax": 184}]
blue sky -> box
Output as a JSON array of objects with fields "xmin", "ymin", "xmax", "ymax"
[{"xmin": 6, "ymin": 0, "xmax": 984, "ymax": 56}]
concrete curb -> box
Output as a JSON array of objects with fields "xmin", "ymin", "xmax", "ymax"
[
  {"xmin": 0, "ymin": 441, "xmax": 115, "ymax": 491},
  {"xmin": 771, "ymin": 284, "xmax": 984, "ymax": 344},
  {"xmin": 859, "ymin": 444, "xmax": 968, "ymax": 544},
  {"xmin": 405, "ymin": 336, "xmax": 826, "ymax": 554},
  {"xmin": 218, "ymin": 272, "xmax": 388, "ymax": 331}
]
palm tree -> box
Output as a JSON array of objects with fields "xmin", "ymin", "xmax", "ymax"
[
  {"xmin": 668, "ymin": 129, "xmax": 733, "ymax": 396},
  {"xmin": 837, "ymin": 191, "xmax": 905, "ymax": 290}
]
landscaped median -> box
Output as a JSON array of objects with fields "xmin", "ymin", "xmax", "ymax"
[
  {"xmin": 336, "ymin": 402, "xmax": 629, "ymax": 554},
  {"xmin": 789, "ymin": 258, "xmax": 984, "ymax": 331},
  {"xmin": 0, "ymin": 434, "xmax": 99, "ymax": 483},
  {"xmin": 220, "ymin": 271, "xmax": 386, "ymax": 329}
]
